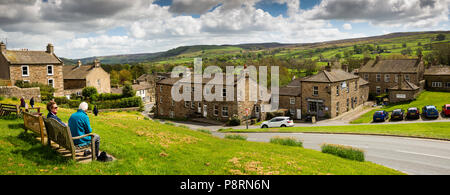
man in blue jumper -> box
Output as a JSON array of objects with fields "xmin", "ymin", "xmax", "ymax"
[{"xmin": 68, "ymin": 102, "xmax": 111, "ymax": 162}]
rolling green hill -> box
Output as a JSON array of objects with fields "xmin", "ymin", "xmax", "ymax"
[{"xmin": 66, "ymin": 31, "xmax": 450, "ymax": 65}]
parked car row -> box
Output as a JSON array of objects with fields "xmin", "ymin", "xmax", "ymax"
[{"xmin": 373, "ymin": 105, "xmax": 449, "ymax": 122}]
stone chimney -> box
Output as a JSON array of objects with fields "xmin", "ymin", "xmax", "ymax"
[
  {"xmin": 0, "ymin": 42, "xmax": 6, "ymax": 53},
  {"xmin": 46, "ymin": 43, "xmax": 54, "ymax": 54},
  {"xmin": 342, "ymin": 64, "xmax": 349, "ymax": 72},
  {"xmin": 77, "ymin": 60, "xmax": 82, "ymax": 67},
  {"xmin": 325, "ymin": 62, "xmax": 331, "ymax": 72},
  {"xmin": 375, "ymin": 55, "xmax": 381, "ymax": 64},
  {"xmin": 94, "ymin": 59, "xmax": 100, "ymax": 68}
]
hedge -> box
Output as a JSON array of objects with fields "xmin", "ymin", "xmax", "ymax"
[{"xmin": 95, "ymin": 96, "xmax": 143, "ymax": 109}]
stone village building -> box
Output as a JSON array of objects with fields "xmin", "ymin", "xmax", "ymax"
[
  {"xmin": 155, "ymin": 71, "xmax": 268, "ymax": 122},
  {"xmin": 281, "ymin": 65, "xmax": 369, "ymax": 119},
  {"xmin": 358, "ymin": 56, "xmax": 425, "ymax": 96},
  {"xmin": 63, "ymin": 59, "xmax": 111, "ymax": 98},
  {"xmin": 423, "ymin": 65, "xmax": 450, "ymax": 92},
  {"xmin": 0, "ymin": 42, "xmax": 65, "ymax": 97}
]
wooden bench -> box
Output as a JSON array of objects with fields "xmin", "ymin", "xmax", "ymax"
[
  {"xmin": 43, "ymin": 118, "xmax": 97, "ymax": 161},
  {"xmin": 0, "ymin": 104, "xmax": 20, "ymax": 117},
  {"xmin": 23, "ymin": 112, "xmax": 46, "ymax": 145},
  {"xmin": 20, "ymin": 107, "xmax": 41, "ymax": 115}
]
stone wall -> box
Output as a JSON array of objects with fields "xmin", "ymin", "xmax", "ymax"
[
  {"xmin": 360, "ymin": 72, "xmax": 420, "ymax": 95},
  {"xmin": 0, "ymin": 86, "xmax": 41, "ymax": 102},
  {"xmin": 389, "ymin": 89, "xmax": 420, "ymax": 103}
]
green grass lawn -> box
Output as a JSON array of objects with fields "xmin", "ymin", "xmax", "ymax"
[
  {"xmin": 351, "ymin": 91, "xmax": 450, "ymax": 124},
  {"xmin": 219, "ymin": 122, "xmax": 450, "ymax": 140},
  {"xmin": 0, "ymin": 99, "xmax": 402, "ymax": 175}
]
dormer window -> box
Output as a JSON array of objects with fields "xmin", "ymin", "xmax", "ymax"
[
  {"xmin": 22, "ymin": 65, "xmax": 29, "ymax": 77},
  {"xmin": 47, "ymin": 65, "xmax": 54, "ymax": 76}
]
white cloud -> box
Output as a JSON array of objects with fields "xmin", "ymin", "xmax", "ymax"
[
  {"xmin": 343, "ymin": 23, "xmax": 352, "ymax": 30},
  {"xmin": 0, "ymin": 0, "xmax": 447, "ymax": 59}
]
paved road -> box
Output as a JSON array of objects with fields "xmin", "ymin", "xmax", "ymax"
[{"xmin": 213, "ymin": 132, "xmax": 450, "ymax": 175}]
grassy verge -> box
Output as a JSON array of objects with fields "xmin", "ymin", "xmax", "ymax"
[
  {"xmin": 270, "ymin": 137, "xmax": 303, "ymax": 147},
  {"xmin": 0, "ymin": 98, "xmax": 403, "ymax": 175},
  {"xmin": 219, "ymin": 122, "xmax": 450, "ymax": 140},
  {"xmin": 351, "ymin": 91, "xmax": 450, "ymax": 124}
]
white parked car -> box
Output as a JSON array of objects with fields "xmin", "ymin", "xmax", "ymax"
[{"xmin": 261, "ymin": 117, "xmax": 294, "ymax": 128}]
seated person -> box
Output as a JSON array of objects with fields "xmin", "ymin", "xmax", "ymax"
[
  {"xmin": 68, "ymin": 102, "xmax": 112, "ymax": 162},
  {"xmin": 46, "ymin": 101, "xmax": 66, "ymax": 127}
]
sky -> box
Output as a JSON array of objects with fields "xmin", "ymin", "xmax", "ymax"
[{"xmin": 0, "ymin": 0, "xmax": 449, "ymax": 59}]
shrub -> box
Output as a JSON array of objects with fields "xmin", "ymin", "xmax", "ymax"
[
  {"xmin": 95, "ymin": 96, "xmax": 143, "ymax": 109},
  {"xmin": 321, "ymin": 144, "xmax": 365, "ymax": 162},
  {"xmin": 97, "ymin": 93, "xmax": 123, "ymax": 101},
  {"xmin": 165, "ymin": 122, "xmax": 175, "ymax": 126},
  {"xmin": 224, "ymin": 134, "xmax": 247, "ymax": 141},
  {"xmin": 54, "ymin": 97, "xmax": 69, "ymax": 105},
  {"xmin": 227, "ymin": 117, "xmax": 241, "ymax": 126},
  {"xmin": 0, "ymin": 96, "xmax": 4, "ymax": 101},
  {"xmin": 11, "ymin": 97, "xmax": 18, "ymax": 101},
  {"xmin": 122, "ymin": 84, "xmax": 135, "ymax": 98},
  {"xmin": 82, "ymin": 87, "xmax": 98, "ymax": 100},
  {"xmin": 198, "ymin": 129, "xmax": 212, "ymax": 134},
  {"xmin": 270, "ymin": 137, "xmax": 303, "ymax": 147}
]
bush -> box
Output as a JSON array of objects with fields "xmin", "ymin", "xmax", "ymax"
[
  {"xmin": 11, "ymin": 97, "xmax": 18, "ymax": 101},
  {"xmin": 95, "ymin": 96, "xmax": 143, "ymax": 109},
  {"xmin": 321, "ymin": 144, "xmax": 365, "ymax": 162},
  {"xmin": 224, "ymin": 134, "xmax": 247, "ymax": 141},
  {"xmin": 198, "ymin": 129, "xmax": 212, "ymax": 134},
  {"xmin": 82, "ymin": 87, "xmax": 98, "ymax": 100},
  {"xmin": 122, "ymin": 84, "xmax": 135, "ymax": 98},
  {"xmin": 97, "ymin": 93, "xmax": 123, "ymax": 101},
  {"xmin": 0, "ymin": 96, "xmax": 4, "ymax": 101},
  {"xmin": 227, "ymin": 117, "xmax": 241, "ymax": 126},
  {"xmin": 270, "ymin": 137, "xmax": 303, "ymax": 147},
  {"xmin": 54, "ymin": 97, "xmax": 69, "ymax": 105}
]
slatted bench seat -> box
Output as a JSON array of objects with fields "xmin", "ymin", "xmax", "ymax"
[
  {"xmin": 0, "ymin": 104, "xmax": 20, "ymax": 117},
  {"xmin": 23, "ymin": 112, "xmax": 46, "ymax": 145},
  {"xmin": 43, "ymin": 118, "xmax": 97, "ymax": 161}
]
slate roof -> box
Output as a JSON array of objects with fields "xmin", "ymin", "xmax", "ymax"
[
  {"xmin": 359, "ymin": 59, "xmax": 422, "ymax": 73},
  {"xmin": 2, "ymin": 50, "xmax": 62, "ymax": 65},
  {"xmin": 301, "ymin": 69, "xmax": 359, "ymax": 83},
  {"xmin": 279, "ymin": 86, "xmax": 301, "ymax": 96},
  {"xmin": 63, "ymin": 65, "xmax": 96, "ymax": 80},
  {"xmin": 424, "ymin": 66, "xmax": 450, "ymax": 76},
  {"xmin": 358, "ymin": 78, "xmax": 369, "ymax": 86},
  {"xmin": 389, "ymin": 79, "xmax": 420, "ymax": 91}
]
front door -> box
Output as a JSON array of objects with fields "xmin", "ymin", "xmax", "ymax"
[
  {"xmin": 203, "ymin": 105, "xmax": 207, "ymax": 118},
  {"xmin": 297, "ymin": 109, "xmax": 301, "ymax": 120},
  {"xmin": 255, "ymin": 105, "xmax": 260, "ymax": 119}
]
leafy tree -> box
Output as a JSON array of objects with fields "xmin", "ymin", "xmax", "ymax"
[
  {"xmin": 402, "ymin": 43, "xmax": 407, "ymax": 48},
  {"xmin": 416, "ymin": 47, "xmax": 423, "ymax": 56},
  {"xmin": 82, "ymin": 87, "xmax": 98, "ymax": 101},
  {"xmin": 436, "ymin": 34, "xmax": 446, "ymax": 41},
  {"xmin": 122, "ymin": 84, "xmax": 135, "ymax": 98},
  {"xmin": 119, "ymin": 69, "xmax": 133, "ymax": 85}
]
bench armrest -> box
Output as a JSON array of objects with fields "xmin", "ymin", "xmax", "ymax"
[{"xmin": 72, "ymin": 133, "xmax": 95, "ymax": 140}]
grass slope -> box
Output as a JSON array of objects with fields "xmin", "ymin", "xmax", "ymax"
[
  {"xmin": 0, "ymin": 99, "xmax": 402, "ymax": 175},
  {"xmin": 351, "ymin": 91, "xmax": 450, "ymax": 124}
]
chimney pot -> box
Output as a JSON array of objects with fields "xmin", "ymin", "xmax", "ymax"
[
  {"xmin": 94, "ymin": 59, "xmax": 100, "ymax": 67},
  {"xmin": 325, "ymin": 62, "xmax": 331, "ymax": 72},
  {"xmin": 46, "ymin": 43, "xmax": 54, "ymax": 54},
  {"xmin": 0, "ymin": 42, "xmax": 6, "ymax": 52}
]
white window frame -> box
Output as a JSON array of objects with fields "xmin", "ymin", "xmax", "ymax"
[
  {"xmin": 336, "ymin": 85, "xmax": 340, "ymax": 96},
  {"xmin": 313, "ymin": 86, "xmax": 319, "ymax": 96},
  {"xmin": 222, "ymin": 106, "xmax": 229, "ymax": 117},
  {"xmin": 22, "ymin": 65, "xmax": 29, "ymax": 77},
  {"xmin": 222, "ymin": 88, "xmax": 227, "ymax": 97},
  {"xmin": 376, "ymin": 86, "xmax": 381, "ymax": 94},
  {"xmin": 48, "ymin": 79, "xmax": 54, "ymax": 87},
  {"xmin": 290, "ymin": 98, "xmax": 295, "ymax": 105},
  {"xmin": 432, "ymin": 82, "xmax": 442, "ymax": 88},
  {"xmin": 47, "ymin": 65, "xmax": 54, "ymax": 76},
  {"xmin": 384, "ymin": 74, "xmax": 390, "ymax": 83}
]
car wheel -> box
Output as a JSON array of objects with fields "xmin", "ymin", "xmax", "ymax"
[
  {"xmin": 281, "ymin": 125, "xmax": 287, "ymax": 128},
  {"xmin": 262, "ymin": 125, "xmax": 268, "ymax": 129}
]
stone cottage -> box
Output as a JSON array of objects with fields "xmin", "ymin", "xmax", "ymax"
[
  {"xmin": 299, "ymin": 65, "xmax": 369, "ymax": 119},
  {"xmin": 63, "ymin": 59, "xmax": 111, "ymax": 98},
  {"xmin": 358, "ymin": 56, "xmax": 425, "ymax": 96},
  {"xmin": 155, "ymin": 72, "xmax": 268, "ymax": 122},
  {"xmin": 423, "ymin": 65, "xmax": 450, "ymax": 92},
  {"xmin": 0, "ymin": 42, "xmax": 65, "ymax": 96}
]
